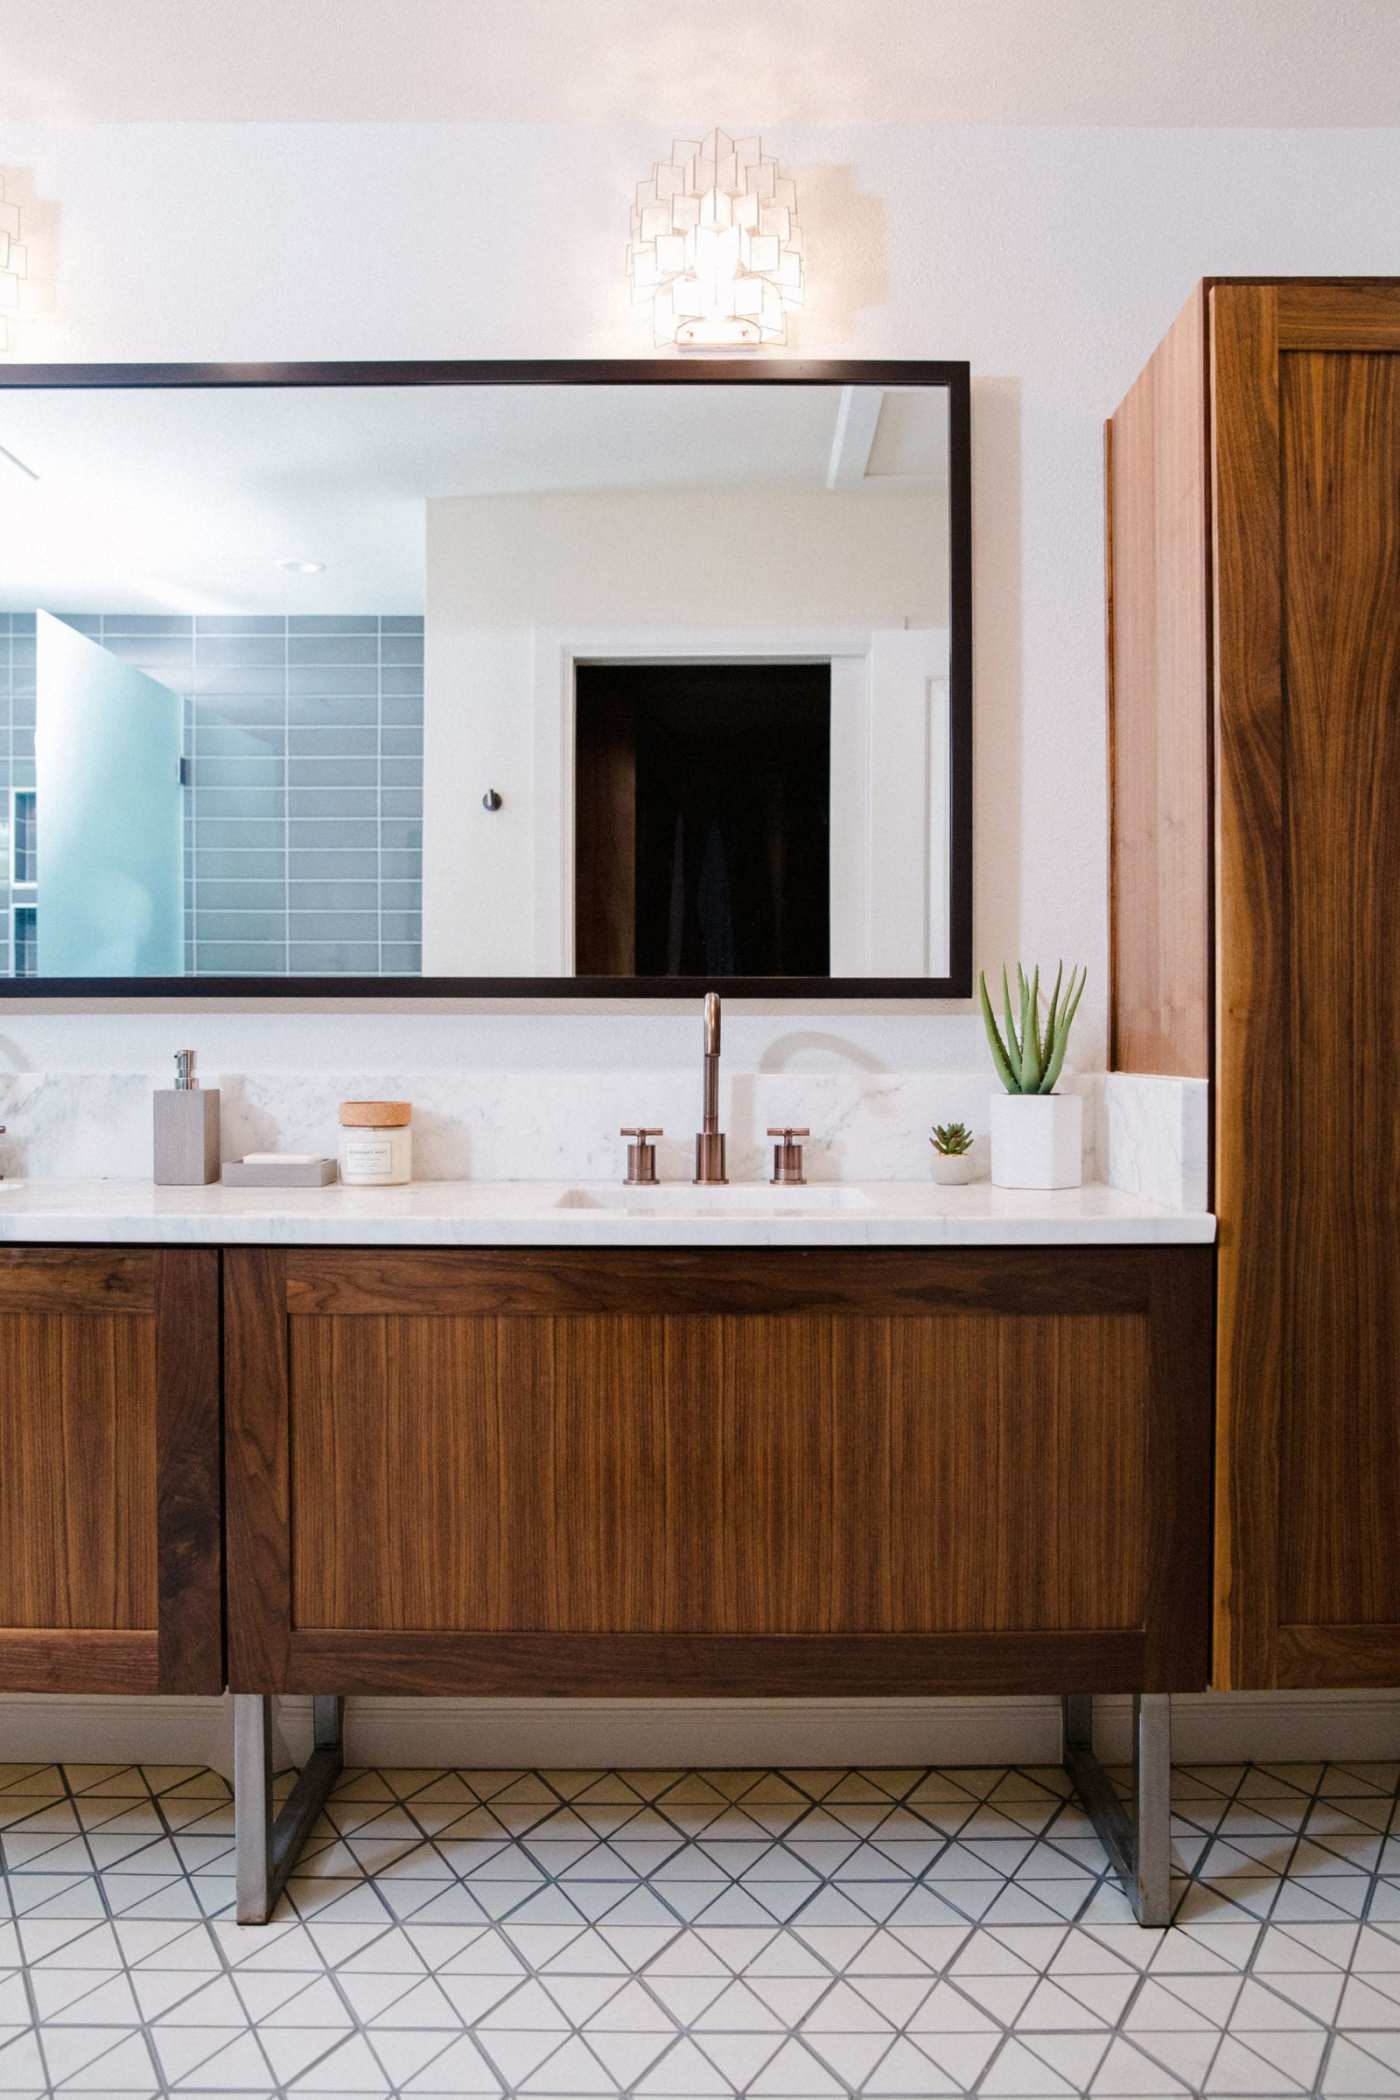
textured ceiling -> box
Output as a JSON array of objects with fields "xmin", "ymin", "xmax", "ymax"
[{"xmin": 1, "ymin": 0, "xmax": 1396, "ymax": 127}]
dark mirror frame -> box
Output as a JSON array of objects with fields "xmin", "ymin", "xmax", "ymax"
[{"xmin": 0, "ymin": 358, "xmax": 971, "ymax": 1000}]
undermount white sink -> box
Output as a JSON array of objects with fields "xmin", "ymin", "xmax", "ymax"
[{"xmin": 554, "ymin": 1182, "xmax": 874, "ymax": 1214}]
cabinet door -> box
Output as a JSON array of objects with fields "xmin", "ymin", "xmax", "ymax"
[
  {"xmin": 1106, "ymin": 281, "xmax": 1213, "ymax": 1078},
  {"xmin": 1213, "ymin": 282, "xmax": 1400, "ymax": 1687},
  {"xmin": 226, "ymin": 1246, "xmax": 1211, "ymax": 1699},
  {"xmin": 0, "ymin": 1249, "xmax": 222, "ymax": 1694}
]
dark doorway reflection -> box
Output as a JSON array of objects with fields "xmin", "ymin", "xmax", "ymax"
[{"xmin": 575, "ymin": 662, "xmax": 831, "ymax": 977}]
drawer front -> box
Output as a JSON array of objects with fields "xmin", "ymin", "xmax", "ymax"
[{"xmin": 228, "ymin": 1247, "xmax": 1212, "ymax": 1697}]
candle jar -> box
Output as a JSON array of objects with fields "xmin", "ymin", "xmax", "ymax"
[{"xmin": 338, "ymin": 1100, "xmax": 413, "ymax": 1186}]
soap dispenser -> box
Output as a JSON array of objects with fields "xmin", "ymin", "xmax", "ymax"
[{"xmin": 153, "ymin": 1050, "xmax": 221, "ymax": 1186}]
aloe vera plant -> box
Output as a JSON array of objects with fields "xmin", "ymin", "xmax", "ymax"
[
  {"xmin": 931, "ymin": 1121, "xmax": 973, "ymax": 1156},
  {"xmin": 979, "ymin": 961, "xmax": 1086, "ymax": 1095}
]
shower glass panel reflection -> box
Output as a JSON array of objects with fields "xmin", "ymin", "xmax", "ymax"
[{"xmin": 34, "ymin": 611, "xmax": 184, "ymax": 976}]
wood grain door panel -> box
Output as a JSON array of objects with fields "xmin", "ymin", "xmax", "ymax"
[
  {"xmin": 886, "ymin": 1315, "xmax": 1148, "ymax": 1635},
  {"xmin": 1106, "ymin": 282, "xmax": 1213, "ymax": 1077},
  {"xmin": 1279, "ymin": 348, "xmax": 1400, "ymax": 1633},
  {"xmin": 1206, "ymin": 280, "xmax": 1400, "ymax": 1688},
  {"xmin": 289, "ymin": 1313, "xmax": 502, "ymax": 1632},
  {"xmin": 0, "ymin": 1248, "xmax": 222, "ymax": 1695},
  {"xmin": 721, "ymin": 1314, "xmax": 832, "ymax": 1633},
  {"xmin": 286, "ymin": 1308, "xmax": 1148, "ymax": 1640},
  {"xmin": 1210, "ymin": 281, "xmax": 1287, "ymax": 1689},
  {"xmin": 230, "ymin": 1247, "xmax": 1212, "ymax": 1696},
  {"xmin": 0, "ymin": 1311, "xmax": 156, "ymax": 1631}
]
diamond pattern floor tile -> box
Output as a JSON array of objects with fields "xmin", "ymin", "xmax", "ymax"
[{"xmin": 3, "ymin": 1759, "xmax": 1400, "ymax": 2094}]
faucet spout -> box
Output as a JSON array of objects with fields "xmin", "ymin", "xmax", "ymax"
[
  {"xmin": 703, "ymin": 990, "xmax": 721, "ymax": 1060},
  {"xmin": 694, "ymin": 991, "xmax": 728, "ymax": 1183},
  {"xmin": 702, "ymin": 992, "xmax": 721, "ymax": 1136}
]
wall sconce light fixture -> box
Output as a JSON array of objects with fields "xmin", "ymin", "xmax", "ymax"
[
  {"xmin": 0, "ymin": 177, "xmax": 26, "ymax": 351},
  {"xmin": 628, "ymin": 129, "xmax": 803, "ymax": 350}
]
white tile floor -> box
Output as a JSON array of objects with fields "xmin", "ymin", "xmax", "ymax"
[{"xmin": 1, "ymin": 1756, "xmax": 1399, "ymax": 2096}]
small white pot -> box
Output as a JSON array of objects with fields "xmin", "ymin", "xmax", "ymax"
[
  {"xmin": 930, "ymin": 1151, "xmax": 976, "ymax": 1186},
  {"xmin": 989, "ymin": 1091, "xmax": 1083, "ymax": 1190}
]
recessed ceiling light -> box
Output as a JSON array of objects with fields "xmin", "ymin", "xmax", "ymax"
[{"xmin": 278, "ymin": 558, "xmax": 325, "ymax": 575}]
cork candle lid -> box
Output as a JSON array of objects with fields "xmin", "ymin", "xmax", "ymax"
[{"xmin": 339, "ymin": 1100, "xmax": 412, "ymax": 1127}]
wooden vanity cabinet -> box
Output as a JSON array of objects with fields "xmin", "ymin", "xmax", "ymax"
[
  {"xmin": 0, "ymin": 1248, "xmax": 222, "ymax": 1696},
  {"xmin": 225, "ymin": 1244, "xmax": 1213, "ymax": 1700},
  {"xmin": 1108, "ymin": 279, "xmax": 1400, "ymax": 1688}
]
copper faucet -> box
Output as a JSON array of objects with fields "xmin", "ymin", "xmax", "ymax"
[{"xmin": 693, "ymin": 991, "xmax": 728, "ymax": 1184}]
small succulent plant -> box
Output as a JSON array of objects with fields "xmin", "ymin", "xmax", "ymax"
[
  {"xmin": 979, "ymin": 961, "xmax": 1087, "ymax": 1096},
  {"xmin": 931, "ymin": 1121, "xmax": 974, "ymax": 1156}
]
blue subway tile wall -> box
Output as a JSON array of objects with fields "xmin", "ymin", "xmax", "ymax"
[{"xmin": 0, "ymin": 612, "xmax": 423, "ymax": 976}]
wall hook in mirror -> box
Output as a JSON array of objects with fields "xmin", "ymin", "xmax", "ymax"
[{"xmin": 482, "ymin": 789, "xmax": 503, "ymax": 812}]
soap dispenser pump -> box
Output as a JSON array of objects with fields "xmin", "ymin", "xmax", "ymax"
[{"xmin": 153, "ymin": 1049, "xmax": 221, "ymax": 1186}]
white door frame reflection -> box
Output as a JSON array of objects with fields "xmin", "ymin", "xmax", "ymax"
[{"xmin": 517, "ymin": 623, "xmax": 951, "ymax": 981}]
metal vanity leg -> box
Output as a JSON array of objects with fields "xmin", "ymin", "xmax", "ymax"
[
  {"xmin": 233, "ymin": 1695, "xmax": 273, "ymax": 1925},
  {"xmin": 1061, "ymin": 1691, "xmax": 1172, "ymax": 1927},
  {"xmin": 234, "ymin": 1694, "xmax": 345, "ymax": 1924}
]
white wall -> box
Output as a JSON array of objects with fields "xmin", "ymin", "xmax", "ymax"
[
  {"xmin": 4, "ymin": 120, "xmax": 1399, "ymax": 1072},
  {"xmin": 428, "ymin": 487, "xmax": 944, "ymax": 632},
  {"xmin": 422, "ymin": 483, "xmax": 944, "ymax": 972}
]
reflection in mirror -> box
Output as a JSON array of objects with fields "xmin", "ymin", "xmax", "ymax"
[
  {"xmin": 575, "ymin": 664, "xmax": 832, "ymax": 977},
  {"xmin": 0, "ymin": 378, "xmax": 960, "ymax": 985}
]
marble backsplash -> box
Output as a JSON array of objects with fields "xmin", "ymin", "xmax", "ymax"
[
  {"xmin": 1097, "ymin": 1070, "xmax": 1210, "ymax": 1211},
  {"xmin": 0, "ymin": 1066, "xmax": 1208, "ymax": 1203}
]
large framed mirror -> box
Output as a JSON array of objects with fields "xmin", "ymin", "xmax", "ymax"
[{"xmin": 0, "ymin": 360, "xmax": 970, "ymax": 997}]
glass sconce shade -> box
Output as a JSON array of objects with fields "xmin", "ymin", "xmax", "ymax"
[{"xmin": 628, "ymin": 129, "xmax": 803, "ymax": 350}]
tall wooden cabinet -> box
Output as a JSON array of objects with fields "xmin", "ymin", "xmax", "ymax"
[{"xmin": 1108, "ymin": 279, "xmax": 1400, "ymax": 1690}]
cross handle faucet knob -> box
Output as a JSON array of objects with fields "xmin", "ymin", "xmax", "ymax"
[
  {"xmin": 620, "ymin": 1127, "xmax": 663, "ymax": 1187},
  {"xmin": 767, "ymin": 1127, "xmax": 812, "ymax": 1186}
]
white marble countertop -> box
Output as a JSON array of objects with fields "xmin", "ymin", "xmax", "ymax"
[{"xmin": 0, "ymin": 1178, "xmax": 1216, "ymax": 1247}]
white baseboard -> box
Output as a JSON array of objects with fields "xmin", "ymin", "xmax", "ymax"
[
  {"xmin": 3, "ymin": 1690, "xmax": 1396, "ymax": 1781},
  {"xmin": 1101, "ymin": 1690, "xmax": 1399, "ymax": 1765},
  {"xmin": 0, "ymin": 1694, "xmax": 234, "ymax": 1774}
]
